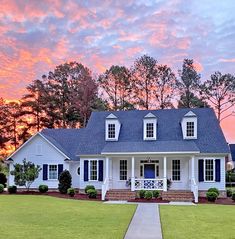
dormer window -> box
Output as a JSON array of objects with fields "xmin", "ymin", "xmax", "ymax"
[
  {"xmin": 146, "ymin": 123, "xmax": 154, "ymax": 138},
  {"xmin": 108, "ymin": 124, "xmax": 116, "ymax": 139},
  {"xmin": 186, "ymin": 121, "xmax": 195, "ymax": 137},
  {"xmin": 181, "ymin": 111, "xmax": 197, "ymax": 139},
  {"xmin": 143, "ymin": 113, "xmax": 157, "ymax": 140},
  {"xmin": 105, "ymin": 113, "xmax": 121, "ymax": 141}
]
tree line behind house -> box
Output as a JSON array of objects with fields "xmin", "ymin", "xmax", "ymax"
[{"xmin": 0, "ymin": 56, "xmax": 235, "ymax": 159}]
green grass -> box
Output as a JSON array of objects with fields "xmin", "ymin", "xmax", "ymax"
[
  {"xmin": 160, "ymin": 205, "xmax": 235, "ymax": 239},
  {"xmin": 0, "ymin": 195, "xmax": 136, "ymax": 239}
]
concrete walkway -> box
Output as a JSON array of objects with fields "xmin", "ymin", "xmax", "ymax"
[{"xmin": 124, "ymin": 204, "xmax": 162, "ymax": 239}]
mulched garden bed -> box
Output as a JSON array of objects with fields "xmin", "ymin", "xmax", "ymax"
[
  {"xmin": 128, "ymin": 198, "xmax": 169, "ymax": 203},
  {"xmin": 198, "ymin": 197, "xmax": 235, "ymax": 205},
  {"xmin": 0, "ymin": 191, "xmax": 101, "ymax": 201}
]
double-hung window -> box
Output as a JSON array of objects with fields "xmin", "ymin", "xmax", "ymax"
[
  {"xmin": 108, "ymin": 124, "xmax": 116, "ymax": 139},
  {"xmin": 89, "ymin": 160, "xmax": 98, "ymax": 180},
  {"xmin": 205, "ymin": 159, "xmax": 214, "ymax": 181},
  {"xmin": 120, "ymin": 160, "xmax": 127, "ymax": 180},
  {"xmin": 172, "ymin": 160, "xmax": 180, "ymax": 181},
  {"xmin": 49, "ymin": 165, "xmax": 57, "ymax": 180},
  {"xmin": 186, "ymin": 122, "xmax": 194, "ymax": 137},
  {"xmin": 146, "ymin": 123, "xmax": 154, "ymax": 138}
]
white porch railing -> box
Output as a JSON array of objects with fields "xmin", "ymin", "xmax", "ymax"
[
  {"xmin": 134, "ymin": 178, "xmax": 164, "ymax": 190},
  {"xmin": 101, "ymin": 178, "xmax": 109, "ymax": 201},
  {"xmin": 191, "ymin": 178, "xmax": 198, "ymax": 203}
]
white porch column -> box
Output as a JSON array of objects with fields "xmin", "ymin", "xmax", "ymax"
[
  {"xmin": 131, "ymin": 156, "xmax": 135, "ymax": 191},
  {"xmin": 191, "ymin": 156, "xmax": 195, "ymax": 181},
  {"xmin": 105, "ymin": 157, "xmax": 109, "ymax": 190},
  {"xmin": 163, "ymin": 156, "xmax": 167, "ymax": 191}
]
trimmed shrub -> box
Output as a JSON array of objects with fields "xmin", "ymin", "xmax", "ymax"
[
  {"xmin": 0, "ymin": 173, "xmax": 7, "ymax": 187},
  {"xmin": 139, "ymin": 190, "xmax": 146, "ymax": 199},
  {"xmin": 208, "ymin": 188, "xmax": 219, "ymax": 197},
  {"xmin": 226, "ymin": 188, "xmax": 233, "ymax": 197},
  {"xmin": 85, "ymin": 185, "xmax": 95, "ymax": 194},
  {"xmin": 152, "ymin": 190, "xmax": 160, "ymax": 198},
  {"xmin": 0, "ymin": 184, "xmax": 4, "ymax": 193},
  {"xmin": 144, "ymin": 191, "xmax": 153, "ymax": 200},
  {"xmin": 206, "ymin": 191, "xmax": 218, "ymax": 202},
  {"xmin": 8, "ymin": 185, "xmax": 17, "ymax": 194},
  {"xmin": 67, "ymin": 188, "xmax": 75, "ymax": 197},
  {"xmin": 38, "ymin": 185, "xmax": 48, "ymax": 193},
  {"xmin": 87, "ymin": 189, "xmax": 97, "ymax": 198},
  {"xmin": 232, "ymin": 192, "xmax": 235, "ymax": 202},
  {"xmin": 58, "ymin": 170, "xmax": 72, "ymax": 194}
]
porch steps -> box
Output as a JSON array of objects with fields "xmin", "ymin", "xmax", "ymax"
[
  {"xmin": 106, "ymin": 189, "xmax": 136, "ymax": 201},
  {"xmin": 161, "ymin": 190, "xmax": 194, "ymax": 202}
]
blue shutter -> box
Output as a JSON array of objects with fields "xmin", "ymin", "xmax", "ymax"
[
  {"xmin": 198, "ymin": 159, "xmax": 204, "ymax": 182},
  {"xmin": 215, "ymin": 159, "xmax": 221, "ymax": 182},
  {"xmin": 43, "ymin": 164, "xmax": 48, "ymax": 180},
  {"xmin": 98, "ymin": 160, "xmax": 104, "ymax": 181},
  {"xmin": 58, "ymin": 164, "xmax": 63, "ymax": 179},
  {"xmin": 84, "ymin": 160, "xmax": 89, "ymax": 181}
]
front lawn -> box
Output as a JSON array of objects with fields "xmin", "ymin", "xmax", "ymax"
[
  {"xmin": 0, "ymin": 195, "xmax": 136, "ymax": 239},
  {"xmin": 160, "ymin": 205, "xmax": 235, "ymax": 239}
]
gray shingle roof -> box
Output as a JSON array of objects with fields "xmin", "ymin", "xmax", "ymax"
[{"xmin": 41, "ymin": 108, "xmax": 230, "ymax": 159}]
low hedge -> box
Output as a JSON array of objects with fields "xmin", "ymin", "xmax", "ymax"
[
  {"xmin": 67, "ymin": 188, "xmax": 75, "ymax": 197},
  {"xmin": 226, "ymin": 188, "xmax": 233, "ymax": 197},
  {"xmin": 152, "ymin": 190, "xmax": 160, "ymax": 198},
  {"xmin": 85, "ymin": 185, "xmax": 95, "ymax": 194},
  {"xmin": 8, "ymin": 185, "xmax": 17, "ymax": 194},
  {"xmin": 139, "ymin": 190, "xmax": 146, "ymax": 199},
  {"xmin": 226, "ymin": 172, "xmax": 235, "ymax": 182},
  {"xmin": 232, "ymin": 192, "xmax": 235, "ymax": 202},
  {"xmin": 38, "ymin": 185, "xmax": 48, "ymax": 193},
  {"xmin": 0, "ymin": 184, "xmax": 4, "ymax": 193},
  {"xmin": 207, "ymin": 188, "xmax": 219, "ymax": 197},
  {"xmin": 206, "ymin": 191, "xmax": 218, "ymax": 202},
  {"xmin": 87, "ymin": 189, "xmax": 97, "ymax": 198},
  {"xmin": 144, "ymin": 191, "xmax": 153, "ymax": 200}
]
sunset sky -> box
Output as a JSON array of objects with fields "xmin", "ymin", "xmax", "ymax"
[{"xmin": 0, "ymin": 0, "xmax": 234, "ymax": 142}]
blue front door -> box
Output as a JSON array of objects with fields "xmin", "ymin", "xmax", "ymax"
[{"xmin": 144, "ymin": 164, "xmax": 155, "ymax": 179}]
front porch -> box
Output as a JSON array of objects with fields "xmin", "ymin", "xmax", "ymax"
[{"xmin": 102, "ymin": 155, "xmax": 198, "ymax": 202}]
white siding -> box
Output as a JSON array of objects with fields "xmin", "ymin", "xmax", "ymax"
[
  {"xmin": 69, "ymin": 161, "xmax": 80, "ymax": 188},
  {"xmin": 9, "ymin": 134, "xmax": 69, "ymax": 189}
]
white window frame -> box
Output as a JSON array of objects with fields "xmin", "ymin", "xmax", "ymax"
[
  {"xmin": 119, "ymin": 160, "xmax": 128, "ymax": 181},
  {"xmin": 48, "ymin": 164, "xmax": 58, "ymax": 180},
  {"xmin": 88, "ymin": 160, "xmax": 99, "ymax": 181},
  {"xmin": 203, "ymin": 158, "xmax": 215, "ymax": 182},
  {"xmin": 171, "ymin": 159, "xmax": 181, "ymax": 182},
  {"xmin": 186, "ymin": 121, "xmax": 195, "ymax": 137},
  {"xmin": 182, "ymin": 117, "xmax": 197, "ymax": 139},
  {"xmin": 140, "ymin": 161, "xmax": 159, "ymax": 179},
  {"xmin": 107, "ymin": 123, "xmax": 116, "ymax": 139},
  {"xmin": 143, "ymin": 119, "xmax": 157, "ymax": 140}
]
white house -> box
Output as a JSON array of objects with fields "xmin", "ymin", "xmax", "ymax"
[{"xmin": 7, "ymin": 108, "xmax": 230, "ymax": 202}]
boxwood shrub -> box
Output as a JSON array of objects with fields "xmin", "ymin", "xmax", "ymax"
[
  {"xmin": 0, "ymin": 173, "xmax": 7, "ymax": 187},
  {"xmin": 8, "ymin": 185, "xmax": 17, "ymax": 194},
  {"xmin": 232, "ymin": 192, "xmax": 235, "ymax": 202},
  {"xmin": 139, "ymin": 190, "xmax": 146, "ymax": 199},
  {"xmin": 85, "ymin": 185, "xmax": 95, "ymax": 193},
  {"xmin": 144, "ymin": 191, "xmax": 153, "ymax": 200},
  {"xmin": 206, "ymin": 191, "xmax": 218, "ymax": 202},
  {"xmin": 38, "ymin": 185, "xmax": 48, "ymax": 193},
  {"xmin": 87, "ymin": 189, "xmax": 97, "ymax": 198},
  {"xmin": 67, "ymin": 188, "xmax": 75, "ymax": 197},
  {"xmin": 152, "ymin": 190, "xmax": 160, "ymax": 198},
  {"xmin": 226, "ymin": 188, "xmax": 233, "ymax": 197},
  {"xmin": 0, "ymin": 184, "xmax": 4, "ymax": 193},
  {"xmin": 208, "ymin": 188, "xmax": 219, "ymax": 197}
]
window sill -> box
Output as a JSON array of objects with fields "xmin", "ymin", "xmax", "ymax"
[
  {"xmin": 171, "ymin": 181, "xmax": 182, "ymax": 183},
  {"xmin": 48, "ymin": 179, "xmax": 58, "ymax": 181}
]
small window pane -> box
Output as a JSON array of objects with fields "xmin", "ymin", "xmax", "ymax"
[
  {"xmin": 120, "ymin": 160, "xmax": 127, "ymax": 180},
  {"xmin": 205, "ymin": 159, "xmax": 214, "ymax": 181},
  {"xmin": 49, "ymin": 165, "xmax": 57, "ymax": 180},
  {"xmin": 146, "ymin": 123, "xmax": 154, "ymax": 138},
  {"xmin": 90, "ymin": 161, "xmax": 97, "ymax": 180},
  {"xmin": 108, "ymin": 124, "xmax": 116, "ymax": 138},
  {"xmin": 156, "ymin": 165, "xmax": 159, "ymax": 177},
  {"xmin": 140, "ymin": 165, "xmax": 143, "ymax": 177},
  {"xmin": 172, "ymin": 160, "xmax": 180, "ymax": 181},
  {"xmin": 186, "ymin": 122, "xmax": 194, "ymax": 137}
]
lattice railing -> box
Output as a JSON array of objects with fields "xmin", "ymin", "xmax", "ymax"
[{"xmin": 134, "ymin": 178, "xmax": 164, "ymax": 190}]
